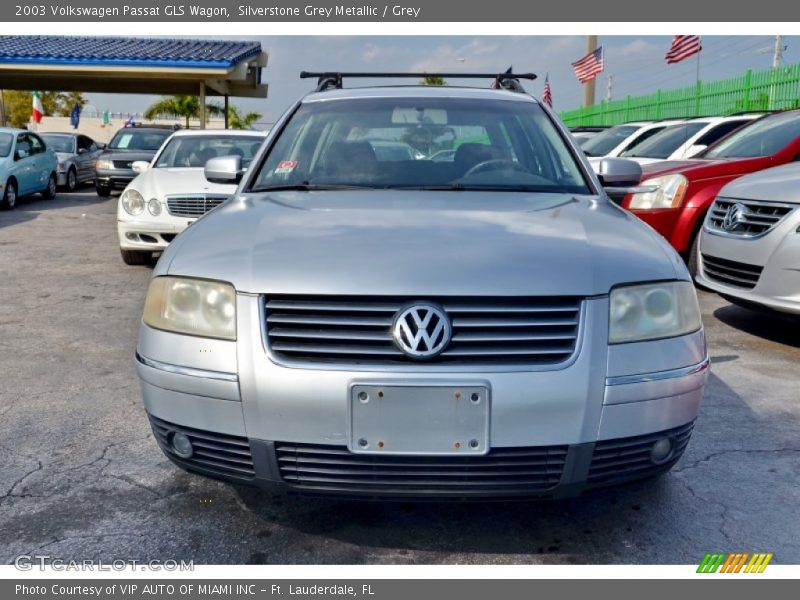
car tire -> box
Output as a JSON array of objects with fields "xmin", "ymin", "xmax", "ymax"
[
  {"xmin": 42, "ymin": 174, "xmax": 57, "ymax": 199},
  {"xmin": 96, "ymin": 183, "xmax": 111, "ymax": 197},
  {"xmin": 66, "ymin": 168, "xmax": 77, "ymax": 192},
  {"xmin": 120, "ymin": 249, "xmax": 152, "ymax": 266},
  {"xmin": 1, "ymin": 180, "xmax": 17, "ymax": 210}
]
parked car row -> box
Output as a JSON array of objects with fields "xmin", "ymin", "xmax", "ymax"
[{"xmin": 584, "ymin": 110, "xmax": 800, "ymax": 316}]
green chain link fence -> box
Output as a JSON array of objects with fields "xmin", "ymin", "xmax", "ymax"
[{"xmin": 560, "ymin": 63, "xmax": 800, "ymax": 127}]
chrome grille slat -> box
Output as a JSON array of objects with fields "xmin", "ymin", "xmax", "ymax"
[
  {"xmin": 166, "ymin": 195, "xmax": 229, "ymax": 218},
  {"xmin": 264, "ymin": 296, "xmax": 581, "ymax": 366},
  {"xmin": 706, "ymin": 197, "xmax": 795, "ymax": 237}
]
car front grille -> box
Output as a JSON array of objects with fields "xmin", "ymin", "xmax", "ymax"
[
  {"xmin": 707, "ymin": 197, "xmax": 795, "ymax": 237},
  {"xmin": 701, "ymin": 253, "xmax": 764, "ymax": 290},
  {"xmin": 149, "ymin": 415, "xmax": 255, "ymax": 481},
  {"xmin": 165, "ymin": 195, "xmax": 228, "ymax": 218},
  {"xmin": 275, "ymin": 442, "xmax": 568, "ymax": 495},
  {"xmin": 588, "ymin": 421, "xmax": 694, "ymax": 486},
  {"xmin": 112, "ymin": 160, "xmax": 134, "ymax": 169},
  {"xmin": 263, "ymin": 295, "xmax": 583, "ymax": 366}
]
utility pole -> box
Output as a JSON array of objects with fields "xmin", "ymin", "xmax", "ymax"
[
  {"xmin": 773, "ymin": 35, "xmax": 784, "ymax": 68},
  {"xmin": 583, "ymin": 35, "xmax": 597, "ymax": 107},
  {"xmin": 606, "ymin": 74, "xmax": 613, "ymax": 102}
]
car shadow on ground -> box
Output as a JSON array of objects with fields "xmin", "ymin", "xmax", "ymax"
[
  {"xmin": 0, "ymin": 189, "xmax": 114, "ymax": 230},
  {"xmin": 713, "ymin": 303, "xmax": 800, "ymax": 348}
]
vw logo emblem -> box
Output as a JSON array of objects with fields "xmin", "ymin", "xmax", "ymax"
[
  {"xmin": 723, "ymin": 202, "xmax": 748, "ymax": 232},
  {"xmin": 392, "ymin": 304, "xmax": 451, "ymax": 359}
]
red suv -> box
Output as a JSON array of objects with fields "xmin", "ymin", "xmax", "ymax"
[{"xmin": 621, "ymin": 110, "xmax": 800, "ymax": 274}]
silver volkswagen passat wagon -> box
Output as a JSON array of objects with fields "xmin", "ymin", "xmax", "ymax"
[{"xmin": 135, "ymin": 72, "xmax": 708, "ymax": 500}]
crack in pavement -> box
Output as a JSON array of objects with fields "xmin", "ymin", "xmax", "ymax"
[
  {"xmin": 674, "ymin": 447, "xmax": 800, "ymax": 473},
  {"xmin": 0, "ymin": 460, "xmax": 43, "ymax": 507}
]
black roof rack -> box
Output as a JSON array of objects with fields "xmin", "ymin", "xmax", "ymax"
[{"xmin": 300, "ymin": 71, "xmax": 537, "ymax": 93}]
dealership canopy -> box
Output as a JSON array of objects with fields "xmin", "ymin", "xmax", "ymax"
[{"xmin": 0, "ymin": 36, "xmax": 268, "ymax": 126}]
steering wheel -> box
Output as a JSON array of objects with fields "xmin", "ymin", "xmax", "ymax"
[{"xmin": 463, "ymin": 158, "xmax": 528, "ymax": 178}]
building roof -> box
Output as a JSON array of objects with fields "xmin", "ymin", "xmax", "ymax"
[
  {"xmin": 0, "ymin": 36, "xmax": 268, "ymax": 99},
  {"xmin": 0, "ymin": 36, "xmax": 262, "ymax": 70}
]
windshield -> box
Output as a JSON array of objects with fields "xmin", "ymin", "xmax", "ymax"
[
  {"xmin": 251, "ymin": 97, "xmax": 590, "ymax": 194},
  {"xmin": 40, "ymin": 135, "xmax": 75, "ymax": 153},
  {"xmin": 108, "ymin": 128, "xmax": 170, "ymax": 151},
  {"xmin": 580, "ymin": 125, "xmax": 639, "ymax": 156},
  {"xmin": 155, "ymin": 135, "xmax": 264, "ymax": 168},
  {"xmin": 0, "ymin": 133, "xmax": 12, "ymax": 157},
  {"xmin": 704, "ymin": 112, "xmax": 800, "ymax": 159},
  {"xmin": 622, "ymin": 122, "xmax": 708, "ymax": 159}
]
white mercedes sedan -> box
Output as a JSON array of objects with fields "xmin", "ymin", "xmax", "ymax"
[{"xmin": 117, "ymin": 128, "xmax": 267, "ymax": 265}]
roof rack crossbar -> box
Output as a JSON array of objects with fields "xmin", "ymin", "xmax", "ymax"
[{"xmin": 300, "ymin": 71, "xmax": 537, "ymax": 93}]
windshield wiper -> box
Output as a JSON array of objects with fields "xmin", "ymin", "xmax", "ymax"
[
  {"xmin": 393, "ymin": 184, "xmax": 555, "ymax": 192},
  {"xmin": 251, "ymin": 182, "xmax": 379, "ymax": 192}
]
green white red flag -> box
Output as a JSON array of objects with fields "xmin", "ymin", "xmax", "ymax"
[{"xmin": 31, "ymin": 91, "xmax": 43, "ymax": 124}]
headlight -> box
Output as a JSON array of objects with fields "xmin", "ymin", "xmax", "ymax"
[
  {"xmin": 609, "ymin": 281, "xmax": 701, "ymax": 344},
  {"xmin": 143, "ymin": 277, "xmax": 236, "ymax": 340},
  {"xmin": 120, "ymin": 189, "xmax": 145, "ymax": 215},
  {"xmin": 627, "ymin": 174, "xmax": 688, "ymax": 209},
  {"xmin": 147, "ymin": 198, "xmax": 162, "ymax": 216},
  {"xmin": 96, "ymin": 159, "xmax": 114, "ymax": 170}
]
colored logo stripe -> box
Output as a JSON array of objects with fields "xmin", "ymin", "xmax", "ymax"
[{"xmin": 697, "ymin": 552, "xmax": 773, "ymax": 573}]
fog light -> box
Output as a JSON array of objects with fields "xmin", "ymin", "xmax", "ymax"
[
  {"xmin": 650, "ymin": 437, "xmax": 674, "ymax": 464},
  {"xmin": 170, "ymin": 431, "xmax": 193, "ymax": 458},
  {"xmin": 125, "ymin": 232, "xmax": 140, "ymax": 241}
]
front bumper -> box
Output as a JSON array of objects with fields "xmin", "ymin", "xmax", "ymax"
[
  {"xmin": 697, "ymin": 226, "xmax": 800, "ymax": 315},
  {"xmin": 134, "ymin": 294, "xmax": 708, "ymax": 500},
  {"xmin": 96, "ymin": 170, "xmax": 135, "ymax": 190},
  {"xmin": 117, "ymin": 217, "xmax": 193, "ymax": 251}
]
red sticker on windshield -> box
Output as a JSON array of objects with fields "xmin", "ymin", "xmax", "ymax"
[{"xmin": 275, "ymin": 160, "xmax": 297, "ymax": 174}]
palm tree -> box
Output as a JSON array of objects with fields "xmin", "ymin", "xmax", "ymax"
[
  {"xmin": 226, "ymin": 105, "xmax": 262, "ymax": 129},
  {"xmin": 144, "ymin": 95, "xmax": 223, "ymax": 128}
]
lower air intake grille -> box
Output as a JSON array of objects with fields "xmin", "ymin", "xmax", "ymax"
[
  {"xmin": 275, "ymin": 443, "xmax": 568, "ymax": 495},
  {"xmin": 264, "ymin": 295, "xmax": 583, "ymax": 366},
  {"xmin": 149, "ymin": 415, "xmax": 255, "ymax": 481},
  {"xmin": 588, "ymin": 421, "xmax": 694, "ymax": 486},
  {"xmin": 166, "ymin": 195, "xmax": 228, "ymax": 218},
  {"xmin": 701, "ymin": 254, "xmax": 763, "ymax": 290}
]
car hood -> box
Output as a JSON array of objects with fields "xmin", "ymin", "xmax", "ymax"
[
  {"xmin": 130, "ymin": 168, "xmax": 238, "ymax": 198},
  {"xmin": 158, "ymin": 191, "xmax": 683, "ymax": 296},
  {"xmin": 100, "ymin": 149, "xmax": 157, "ymax": 162},
  {"xmin": 640, "ymin": 156, "xmax": 775, "ymax": 181},
  {"xmin": 718, "ymin": 162, "xmax": 800, "ymax": 204}
]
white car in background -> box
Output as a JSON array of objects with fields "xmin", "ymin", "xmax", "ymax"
[
  {"xmin": 620, "ymin": 114, "xmax": 762, "ymax": 165},
  {"xmin": 117, "ymin": 129, "xmax": 267, "ymax": 265},
  {"xmin": 581, "ymin": 120, "xmax": 684, "ymax": 165}
]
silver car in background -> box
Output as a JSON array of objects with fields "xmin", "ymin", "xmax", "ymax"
[
  {"xmin": 135, "ymin": 74, "xmax": 708, "ymax": 500},
  {"xmin": 697, "ymin": 162, "xmax": 800, "ymax": 315},
  {"xmin": 39, "ymin": 132, "xmax": 103, "ymax": 192}
]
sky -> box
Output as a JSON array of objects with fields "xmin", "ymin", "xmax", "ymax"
[{"xmin": 85, "ymin": 35, "xmax": 797, "ymax": 126}]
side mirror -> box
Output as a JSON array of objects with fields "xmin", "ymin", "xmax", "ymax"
[
  {"xmin": 96, "ymin": 142, "xmax": 106, "ymax": 150},
  {"xmin": 131, "ymin": 161, "xmax": 150, "ymax": 174},
  {"xmin": 594, "ymin": 157, "xmax": 651, "ymax": 203},
  {"xmin": 205, "ymin": 155, "xmax": 244, "ymax": 185}
]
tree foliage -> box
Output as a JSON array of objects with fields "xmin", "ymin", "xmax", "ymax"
[
  {"xmin": 226, "ymin": 105, "xmax": 262, "ymax": 129},
  {"xmin": 144, "ymin": 95, "xmax": 223, "ymax": 128},
  {"xmin": 1, "ymin": 90, "xmax": 88, "ymax": 127},
  {"xmin": 420, "ymin": 75, "xmax": 447, "ymax": 86}
]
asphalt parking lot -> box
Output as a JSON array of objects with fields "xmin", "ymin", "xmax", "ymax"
[{"xmin": 1, "ymin": 189, "xmax": 799, "ymax": 565}]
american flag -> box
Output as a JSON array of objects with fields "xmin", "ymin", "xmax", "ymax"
[
  {"xmin": 571, "ymin": 47, "xmax": 604, "ymax": 84},
  {"xmin": 542, "ymin": 74, "xmax": 553, "ymax": 107},
  {"xmin": 665, "ymin": 35, "xmax": 702, "ymax": 64}
]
